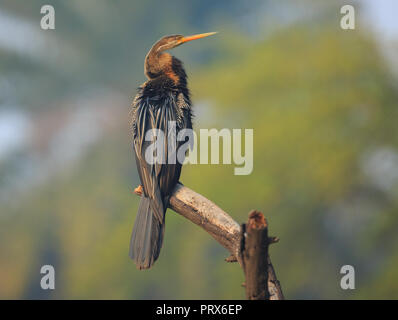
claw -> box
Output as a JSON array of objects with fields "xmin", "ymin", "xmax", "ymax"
[{"xmin": 134, "ymin": 185, "xmax": 143, "ymax": 196}]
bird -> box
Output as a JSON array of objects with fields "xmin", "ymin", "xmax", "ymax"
[{"xmin": 130, "ymin": 32, "xmax": 217, "ymax": 269}]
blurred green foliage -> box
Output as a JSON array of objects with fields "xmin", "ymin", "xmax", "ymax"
[{"xmin": 1, "ymin": 1, "xmax": 398, "ymax": 299}]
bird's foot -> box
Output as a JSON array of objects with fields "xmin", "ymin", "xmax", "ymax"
[{"xmin": 133, "ymin": 185, "xmax": 143, "ymax": 196}]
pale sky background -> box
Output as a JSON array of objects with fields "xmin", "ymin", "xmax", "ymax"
[{"xmin": 363, "ymin": 0, "xmax": 398, "ymax": 39}]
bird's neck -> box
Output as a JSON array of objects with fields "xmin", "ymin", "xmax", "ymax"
[
  {"xmin": 144, "ymin": 48, "xmax": 163, "ymax": 79},
  {"xmin": 145, "ymin": 51, "xmax": 186, "ymax": 86}
]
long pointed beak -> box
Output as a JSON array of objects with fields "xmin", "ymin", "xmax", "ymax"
[{"xmin": 180, "ymin": 32, "xmax": 217, "ymax": 44}]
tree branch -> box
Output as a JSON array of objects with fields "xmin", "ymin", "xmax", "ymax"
[
  {"xmin": 134, "ymin": 182, "xmax": 284, "ymax": 300},
  {"xmin": 240, "ymin": 211, "xmax": 270, "ymax": 300}
]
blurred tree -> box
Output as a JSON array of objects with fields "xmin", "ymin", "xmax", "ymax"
[{"xmin": 0, "ymin": 1, "xmax": 398, "ymax": 299}]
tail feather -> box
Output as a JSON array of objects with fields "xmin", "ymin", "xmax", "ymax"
[{"xmin": 129, "ymin": 196, "xmax": 165, "ymax": 269}]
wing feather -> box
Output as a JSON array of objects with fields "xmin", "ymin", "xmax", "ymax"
[{"xmin": 131, "ymin": 91, "xmax": 190, "ymax": 222}]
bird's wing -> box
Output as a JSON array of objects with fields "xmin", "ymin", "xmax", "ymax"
[{"xmin": 132, "ymin": 92, "xmax": 188, "ymax": 221}]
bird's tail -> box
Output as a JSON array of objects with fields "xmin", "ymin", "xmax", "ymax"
[{"xmin": 129, "ymin": 196, "xmax": 165, "ymax": 269}]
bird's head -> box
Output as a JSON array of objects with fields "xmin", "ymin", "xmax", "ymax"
[
  {"xmin": 145, "ymin": 32, "xmax": 217, "ymax": 80},
  {"xmin": 152, "ymin": 32, "xmax": 217, "ymax": 52}
]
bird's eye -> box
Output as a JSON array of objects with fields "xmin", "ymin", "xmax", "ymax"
[{"xmin": 174, "ymin": 36, "xmax": 183, "ymax": 45}]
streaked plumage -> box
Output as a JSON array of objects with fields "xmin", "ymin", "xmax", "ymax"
[{"xmin": 129, "ymin": 33, "xmax": 215, "ymax": 269}]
